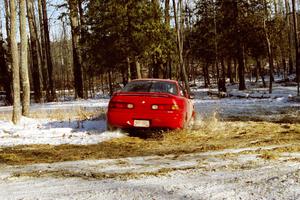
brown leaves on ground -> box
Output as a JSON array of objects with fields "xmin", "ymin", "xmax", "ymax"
[{"xmin": 0, "ymin": 121, "xmax": 299, "ymax": 166}]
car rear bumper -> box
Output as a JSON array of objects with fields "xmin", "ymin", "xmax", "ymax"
[{"xmin": 107, "ymin": 109, "xmax": 185, "ymax": 129}]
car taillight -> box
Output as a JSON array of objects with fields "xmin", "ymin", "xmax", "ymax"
[
  {"xmin": 152, "ymin": 105, "xmax": 159, "ymax": 110},
  {"xmin": 127, "ymin": 103, "xmax": 134, "ymax": 109},
  {"xmin": 171, "ymin": 104, "xmax": 180, "ymax": 110},
  {"xmin": 151, "ymin": 104, "xmax": 180, "ymax": 111},
  {"xmin": 109, "ymin": 102, "xmax": 134, "ymax": 109}
]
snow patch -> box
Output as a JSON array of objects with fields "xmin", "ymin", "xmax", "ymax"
[{"xmin": 0, "ymin": 117, "xmax": 125, "ymax": 147}]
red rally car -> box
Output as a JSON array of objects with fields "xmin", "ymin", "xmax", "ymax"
[{"xmin": 106, "ymin": 79, "xmax": 195, "ymax": 131}]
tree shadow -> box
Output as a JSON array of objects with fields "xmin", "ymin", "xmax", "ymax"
[{"xmin": 42, "ymin": 118, "xmax": 107, "ymax": 133}]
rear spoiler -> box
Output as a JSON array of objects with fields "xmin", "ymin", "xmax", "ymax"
[{"xmin": 115, "ymin": 92, "xmax": 172, "ymax": 98}]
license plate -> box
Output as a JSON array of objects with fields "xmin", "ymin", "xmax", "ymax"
[{"xmin": 134, "ymin": 120, "xmax": 150, "ymax": 127}]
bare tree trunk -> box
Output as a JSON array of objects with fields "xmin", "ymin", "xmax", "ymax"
[
  {"xmin": 10, "ymin": 0, "xmax": 21, "ymax": 124},
  {"xmin": 179, "ymin": 0, "xmax": 190, "ymax": 95},
  {"xmin": 0, "ymin": 41, "xmax": 12, "ymax": 105},
  {"xmin": 27, "ymin": 0, "xmax": 42, "ymax": 103},
  {"xmin": 91, "ymin": 72, "xmax": 95, "ymax": 97},
  {"xmin": 68, "ymin": 0, "xmax": 84, "ymax": 99},
  {"xmin": 168, "ymin": 60, "xmax": 172, "ymax": 79},
  {"xmin": 165, "ymin": 0, "xmax": 172, "ymax": 79},
  {"xmin": 19, "ymin": 0, "xmax": 30, "ymax": 116},
  {"xmin": 237, "ymin": 45, "xmax": 246, "ymax": 90},
  {"xmin": 108, "ymin": 71, "xmax": 113, "ymax": 96},
  {"xmin": 255, "ymin": 61, "xmax": 259, "ymax": 82},
  {"xmin": 203, "ymin": 60, "xmax": 210, "ymax": 88},
  {"xmin": 281, "ymin": 49, "xmax": 287, "ymax": 80},
  {"xmin": 264, "ymin": 23, "xmax": 274, "ymax": 94},
  {"xmin": 274, "ymin": 0, "xmax": 278, "ymax": 14},
  {"xmin": 77, "ymin": 0, "xmax": 88, "ymax": 98},
  {"xmin": 165, "ymin": 0, "xmax": 170, "ymax": 27},
  {"xmin": 215, "ymin": 59, "xmax": 220, "ymax": 86},
  {"xmin": 232, "ymin": 1, "xmax": 246, "ymax": 90},
  {"xmin": 227, "ymin": 58, "xmax": 233, "ymax": 83},
  {"xmin": 173, "ymin": 0, "xmax": 190, "ymax": 96},
  {"xmin": 152, "ymin": 55, "xmax": 159, "ymax": 78},
  {"xmin": 41, "ymin": 0, "xmax": 56, "ymax": 101},
  {"xmin": 61, "ymin": 19, "xmax": 70, "ymax": 100},
  {"xmin": 100, "ymin": 74, "xmax": 104, "ymax": 94},
  {"xmin": 135, "ymin": 58, "xmax": 142, "ymax": 79},
  {"xmin": 256, "ymin": 57, "xmax": 266, "ymax": 87},
  {"xmin": 292, "ymin": 0, "xmax": 300, "ymax": 95},
  {"xmin": 275, "ymin": 0, "xmax": 287, "ymax": 80},
  {"xmin": 152, "ymin": 0, "xmax": 162, "ymax": 78},
  {"xmin": 219, "ymin": 59, "xmax": 226, "ymax": 92},
  {"xmin": 37, "ymin": 0, "xmax": 49, "ymax": 100},
  {"xmin": 284, "ymin": 0, "xmax": 294, "ymax": 75},
  {"xmin": 127, "ymin": 57, "xmax": 132, "ymax": 81},
  {"xmin": 1, "ymin": 1, "xmax": 13, "ymax": 105},
  {"xmin": 78, "ymin": 0, "xmax": 84, "ymax": 28},
  {"xmin": 4, "ymin": 0, "xmax": 10, "ymax": 41},
  {"xmin": 233, "ymin": 59, "xmax": 237, "ymax": 82}
]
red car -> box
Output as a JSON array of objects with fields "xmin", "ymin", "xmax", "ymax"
[{"xmin": 106, "ymin": 79, "xmax": 195, "ymax": 131}]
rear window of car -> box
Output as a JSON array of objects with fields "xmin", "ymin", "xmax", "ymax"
[{"xmin": 122, "ymin": 81, "xmax": 178, "ymax": 95}]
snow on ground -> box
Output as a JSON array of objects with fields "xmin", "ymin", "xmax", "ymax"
[
  {"xmin": 0, "ymin": 145, "xmax": 291, "ymax": 179},
  {"xmin": 0, "ymin": 79, "xmax": 299, "ymax": 200},
  {"xmin": 0, "ymin": 99, "xmax": 121, "ymax": 147},
  {"xmin": 194, "ymin": 98, "xmax": 300, "ymax": 122},
  {"xmin": 191, "ymin": 80, "xmax": 300, "ymax": 122},
  {"xmin": 192, "ymin": 75, "xmax": 298, "ymax": 100},
  {"xmin": 0, "ymin": 99, "xmax": 109, "ymax": 113},
  {"xmin": 0, "ymin": 97, "xmax": 299, "ymax": 147},
  {"xmin": 0, "ymin": 80, "xmax": 299, "ymax": 147},
  {"xmin": 0, "ymin": 117, "xmax": 124, "ymax": 147},
  {"xmin": 0, "ymin": 145, "xmax": 299, "ymax": 200}
]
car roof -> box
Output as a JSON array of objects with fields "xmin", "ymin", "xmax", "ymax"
[{"xmin": 130, "ymin": 79, "xmax": 178, "ymax": 84}]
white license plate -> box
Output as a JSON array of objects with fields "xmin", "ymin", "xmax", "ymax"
[{"xmin": 134, "ymin": 120, "xmax": 150, "ymax": 127}]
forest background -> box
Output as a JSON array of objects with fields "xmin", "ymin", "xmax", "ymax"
[{"xmin": 0, "ymin": 0, "xmax": 299, "ymax": 124}]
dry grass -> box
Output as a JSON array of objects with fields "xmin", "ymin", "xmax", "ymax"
[
  {"xmin": 0, "ymin": 120, "xmax": 299, "ymax": 166},
  {"xmin": 12, "ymin": 167, "xmax": 195, "ymax": 181},
  {"xmin": 0, "ymin": 107, "xmax": 106, "ymax": 121},
  {"xmin": 0, "ymin": 112, "xmax": 11, "ymax": 121},
  {"xmin": 30, "ymin": 107, "xmax": 106, "ymax": 121},
  {"xmin": 258, "ymin": 151, "xmax": 280, "ymax": 160}
]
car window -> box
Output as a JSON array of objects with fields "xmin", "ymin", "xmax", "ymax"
[
  {"xmin": 149, "ymin": 82, "xmax": 177, "ymax": 94},
  {"xmin": 122, "ymin": 81, "xmax": 178, "ymax": 95},
  {"xmin": 122, "ymin": 81, "xmax": 152, "ymax": 92}
]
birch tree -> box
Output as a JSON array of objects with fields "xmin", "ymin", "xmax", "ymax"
[
  {"xmin": 10, "ymin": 0, "xmax": 21, "ymax": 124},
  {"xmin": 20, "ymin": 0, "xmax": 30, "ymax": 116}
]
